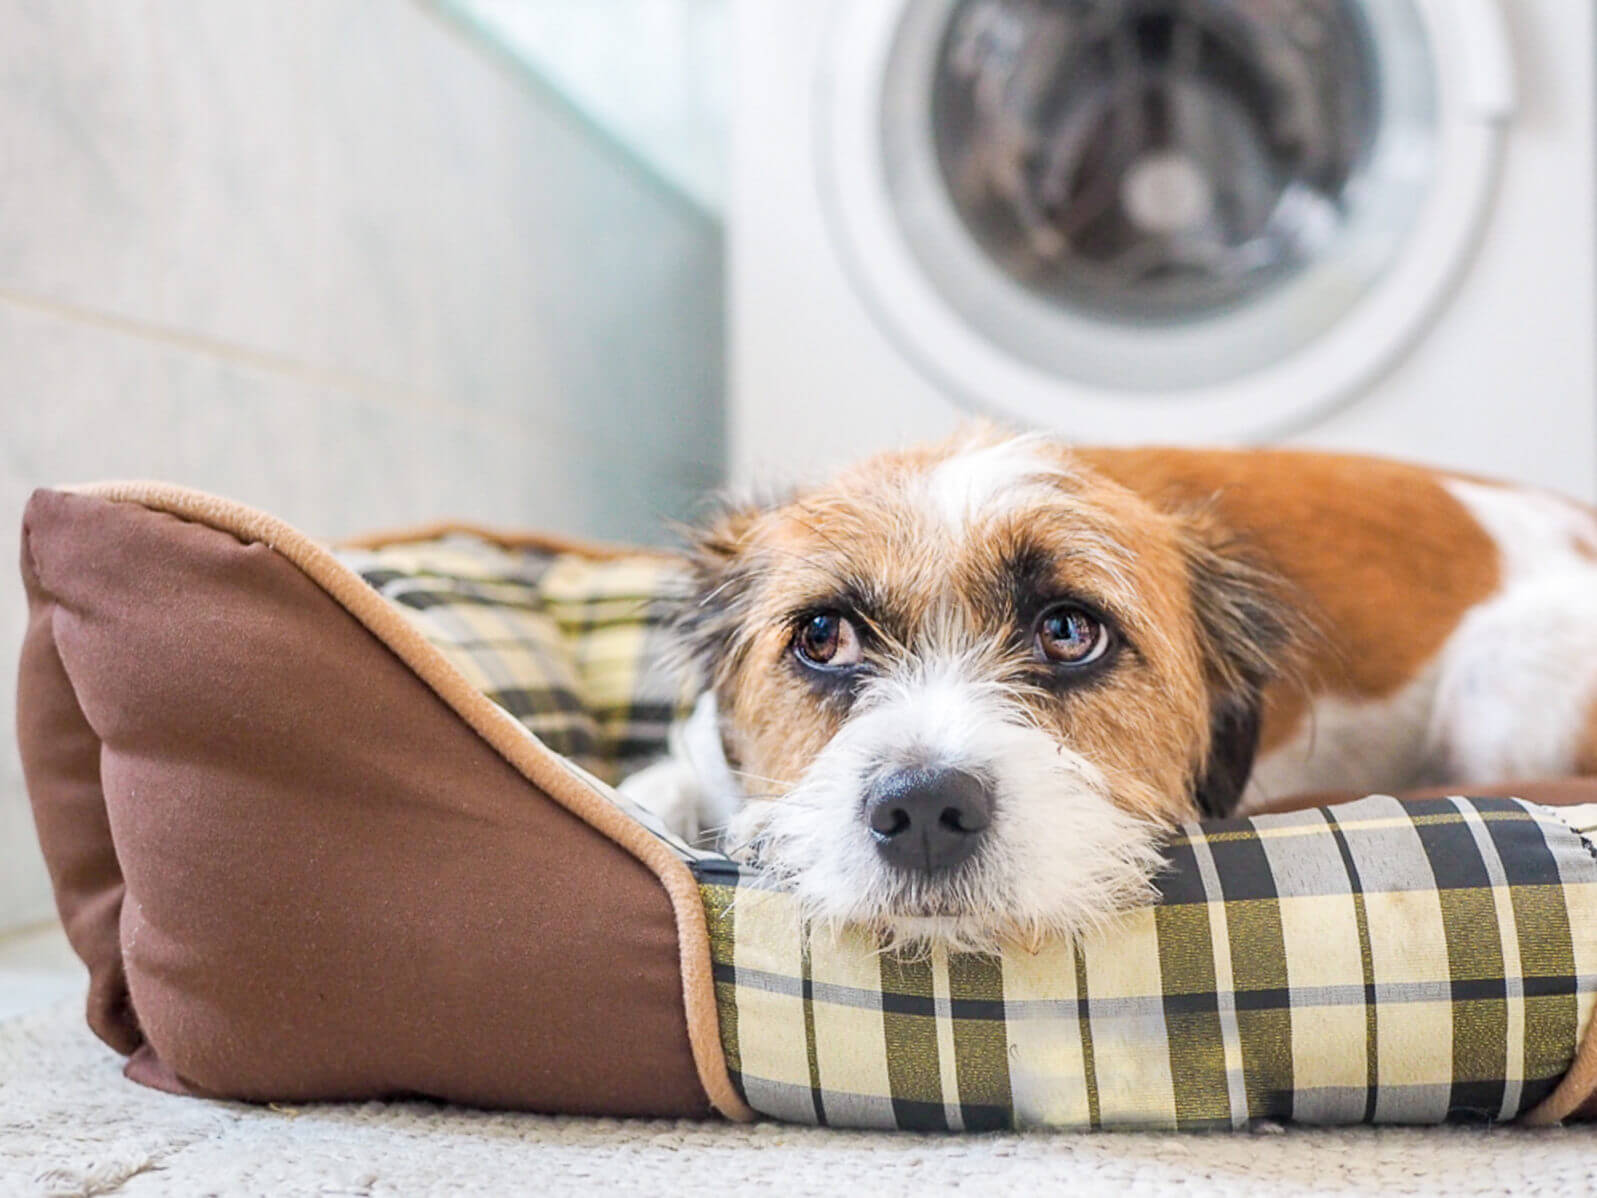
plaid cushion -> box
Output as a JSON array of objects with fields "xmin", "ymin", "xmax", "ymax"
[
  {"xmin": 336, "ymin": 534, "xmax": 693, "ymax": 785},
  {"xmin": 696, "ymin": 796, "xmax": 1597, "ymax": 1130},
  {"xmin": 338, "ymin": 533, "xmax": 1597, "ymax": 1130}
]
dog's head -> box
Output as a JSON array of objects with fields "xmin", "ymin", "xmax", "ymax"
[{"xmin": 674, "ymin": 430, "xmax": 1297, "ymax": 949}]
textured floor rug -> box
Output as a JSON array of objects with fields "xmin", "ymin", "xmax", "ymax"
[{"xmin": 4, "ymin": 999, "xmax": 1597, "ymax": 1197}]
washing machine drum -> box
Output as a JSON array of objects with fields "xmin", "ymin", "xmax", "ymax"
[{"xmin": 821, "ymin": 0, "xmax": 1511, "ymax": 440}]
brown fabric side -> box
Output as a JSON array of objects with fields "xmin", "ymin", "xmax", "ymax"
[
  {"xmin": 17, "ymin": 524, "xmax": 139, "ymax": 1055},
  {"xmin": 66, "ymin": 478, "xmax": 749, "ymax": 1122},
  {"xmin": 17, "ymin": 487, "xmax": 720, "ymax": 1117}
]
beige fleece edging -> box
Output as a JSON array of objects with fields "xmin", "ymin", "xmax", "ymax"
[{"xmin": 70, "ymin": 481, "xmax": 754, "ymax": 1123}]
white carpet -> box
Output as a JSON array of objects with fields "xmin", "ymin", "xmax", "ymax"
[{"xmin": 4, "ymin": 999, "xmax": 1597, "ymax": 1197}]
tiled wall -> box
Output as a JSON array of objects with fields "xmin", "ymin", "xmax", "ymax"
[{"xmin": 0, "ymin": 1, "xmax": 725, "ymax": 932}]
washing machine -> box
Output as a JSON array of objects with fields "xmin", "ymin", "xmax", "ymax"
[{"xmin": 729, "ymin": 0, "xmax": 1597, "ymax": 501}]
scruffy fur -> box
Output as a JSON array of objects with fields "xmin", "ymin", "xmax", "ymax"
[{"xmin": 621, "ymin": 427, "xmax": 1597, "ymax": 950}]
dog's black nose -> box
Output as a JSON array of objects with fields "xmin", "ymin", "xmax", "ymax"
[{"xmin": 866, "ymin": 767, "xmax": 992, "ymax": 872}]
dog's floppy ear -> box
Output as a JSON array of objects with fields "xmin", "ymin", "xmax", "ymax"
[
  {"xmin": 1179, "ymin": 514, "xmax": 1304, "ymax": 818},
  {"xmin": 667, "ymin": 498, "xmax": 774, "ymax": 689}
]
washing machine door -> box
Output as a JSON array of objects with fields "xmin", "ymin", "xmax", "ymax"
[{"xmin": 819, "ymin": 0, "xmax": 1513, "ymax": 442}]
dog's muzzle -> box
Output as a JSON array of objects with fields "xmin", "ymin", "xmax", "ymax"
[{"xmin": 865, "ymin": 766, "xmax": 993, "ymax": 872}]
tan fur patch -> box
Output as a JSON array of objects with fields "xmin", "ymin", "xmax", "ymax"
[{"xmin": 1076, "ymin": 447, "xmax": 1504, "ymax": 753}]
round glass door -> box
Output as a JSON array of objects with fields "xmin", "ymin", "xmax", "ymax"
[
  {"xmin": 930, "ymin": 0, "xmax": 1382, "ymax": 323},
  {"xmin": 865, "ymin": 0, "xmax": 1444, "ymax": 393}
]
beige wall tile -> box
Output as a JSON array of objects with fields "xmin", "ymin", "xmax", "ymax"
[{"xmin": 0, "ymin": 0, "xmax": 725, "ymax": 929}]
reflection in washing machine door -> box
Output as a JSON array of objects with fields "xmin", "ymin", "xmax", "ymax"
[
  {"xmin": 932, "ymin": 1, "xmax": 1379, "ymax": 324},
  {"xmin": 820, "ymin": 0, "xmax": 1511, "ymax": 439}
]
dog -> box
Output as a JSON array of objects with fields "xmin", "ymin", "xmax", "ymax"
[{"xmin": 621, "ymin": 427, "xmax": 1597, "ymax": 950}]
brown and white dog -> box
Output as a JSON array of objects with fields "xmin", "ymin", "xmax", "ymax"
[{"xmin": 621, "ymin": 427, "xmax": 1597, "ymax": 950}]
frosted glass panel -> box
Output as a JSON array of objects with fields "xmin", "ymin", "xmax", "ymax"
[{"xmin": 438, "ymin": 0, "xmax": 728, "ymax": 213}]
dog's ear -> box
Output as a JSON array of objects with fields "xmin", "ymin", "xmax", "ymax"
[
  {"xmin": 667, "ymin": 498, "xmax": 773, "ymax": 688},
  {"xmin": 1179, "ymin": 514, "xmax": 1304, "ymax": 818},
  {"xmin": 1195, "ymin": 692, "xmax": 1265, "ymax": 820}
]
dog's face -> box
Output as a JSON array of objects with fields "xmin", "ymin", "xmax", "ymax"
[{"xmin": 677, "ymin": 432, "xmax": 1293, "ymax": 949}]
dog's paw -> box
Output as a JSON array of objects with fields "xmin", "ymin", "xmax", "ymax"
[{"xmin": 618, "ymin": 755, "xmax": 708, "ymax": 844}]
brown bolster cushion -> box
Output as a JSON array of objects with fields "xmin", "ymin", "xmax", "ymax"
[{"xmin": 17, "ymin": 486, "xmax": 717, "ymax": 1117}]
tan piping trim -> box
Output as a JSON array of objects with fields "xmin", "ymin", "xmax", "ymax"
[
  {"xmin": 1524, "ymin": 1017, "xmax": 1597, "ymax": 1126},
  {"xmin": 68, "ymin": 481, "xmax": 753, "ymax": 1122},
  {"xmin": 337, "ymin": 519, "xmax": 679, "ymax": 563}
]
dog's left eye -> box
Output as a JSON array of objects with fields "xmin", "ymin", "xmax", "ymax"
[
  {"xmin": 794, "ymin": 611, "xmax": 863, "ymax": 669},
  {"xmin": 1035, "ymin": 604, "xmax": 1111, "ymax": 666}
]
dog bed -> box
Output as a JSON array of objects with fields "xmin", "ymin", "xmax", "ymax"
[{"xmin": 17, "ymin": 482, "xmax": 1597, "ymax": 1130}]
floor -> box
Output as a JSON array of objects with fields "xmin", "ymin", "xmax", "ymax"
[{"xmin": 6, "ymin": 922, "xmax": 1597, "ymax": 1196}]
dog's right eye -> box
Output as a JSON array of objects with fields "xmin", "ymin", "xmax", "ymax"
[
  {"xmin": 794, "ymin": 612, "xmax": 862, "ymax": 669},
  {"xmin": 1035, "ymin": 603, "xmax": 1112, "ymax": 667}
]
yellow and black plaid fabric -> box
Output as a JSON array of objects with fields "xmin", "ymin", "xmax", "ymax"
[
  {"xmin": 336, "ymin": 534, "xmax": 694, "ymax": 785},
  {"xmin": 338, "ymin": 536, "xmax": 1597, "ymax": 1130},
  {"xmin": 697, "ymin": 796, "xmax": 1597, "ymax": 1130}
]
